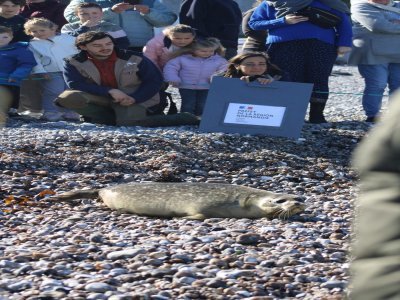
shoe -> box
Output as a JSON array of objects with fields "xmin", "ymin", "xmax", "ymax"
[
  {"xmin": 41, "ymin": 111, "xmax": 63, "ymax": 122},
  {"xmin": 63, "ymin": 111, "xmax": 81, "ymax": 121},
  {"xmin": 309, "ymin": 102, "xmax": 327, "ymax": 124},
  {"xmin": 365, "ymin": 116, "xmax": 376, "ymax": 123},
  {"xmin": 8, "ymin": 108, "xmax": 19, "ymax": 117}
]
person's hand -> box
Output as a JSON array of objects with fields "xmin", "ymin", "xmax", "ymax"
[
  {"xmin": 82, "ymin": 19, "xmax": 101, "ymax": 27},
  {"xmin": 168, "ymin": 81, "xmax": 180, "ymax": 88},
  {"xmin": 133, "ymin": 4, "xmax": 150, "ymax": 14},
  {"xmin": 8, "ymin": 78, "xmax": 17, "ymax": 83},
  {"xmin": 337, "ymin": 46, "xmax": 352, "ymax": 57},
  {"xmin": 284, "ymin": 14, "xmax": 309, "ymax": 24},
  {"xmin": 111, "ymin": 3, "xmax": 134, "ymax": 13},
  {"xmin": 109, "ymin": 89, "xmax": 135, "ymax": 106},
  {"xmin": 391, "ymin": 19, "xmax": 400, "ymax": 24},
  {"xmin": 256, "ymin": 77, "xmax": 273, "ymax": 85}
]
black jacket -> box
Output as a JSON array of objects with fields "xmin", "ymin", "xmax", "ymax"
[
  {"xmin": 241, "ymin": 8, "xmax": 267, "ymax": 52},
  {"xmin": 179, "ymin": 0, "xmax": 242, "ymax": 48}
]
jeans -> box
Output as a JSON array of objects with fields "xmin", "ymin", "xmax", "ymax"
[
  {"xmin": 358, "ymin": 63, "xmax": 400, "ymax": 117},
  {"xmin": 40, "ymin": 72, "xmax": 68, "ymax": 113},
  {"xmin": 179, "ymin": 89, "xmax": 209, "ymax": 116}
]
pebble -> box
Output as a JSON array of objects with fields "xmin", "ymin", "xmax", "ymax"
[{"xmin": 0, "ymin": 66, "xmax": 369, "ymax": 299}]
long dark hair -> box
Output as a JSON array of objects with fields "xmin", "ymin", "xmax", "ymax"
[{"xmin": 224, "ymin": 52, "xmax": 283, "ymax": 78}]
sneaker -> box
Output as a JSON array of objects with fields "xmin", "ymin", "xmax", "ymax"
[
  {"xmin": 41, "ymin": 111, "xmax": 63, "ymax": 122},
  {"xmin": 62, "ymin": 111, "xmax": 81, "ymax": 121}
]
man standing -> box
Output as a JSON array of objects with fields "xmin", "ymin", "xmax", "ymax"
[
  {"xmin": 179, "ymin": 0, "xmax": 242, "ymax": 59},
  {"xmin": 57, "ymin": 31, "xmax": 199, "ymax": 126}
]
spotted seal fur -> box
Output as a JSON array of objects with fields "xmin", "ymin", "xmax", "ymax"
[{"xmin": 53, "ymin": 182, "xmax": 306, "ymax": 220}]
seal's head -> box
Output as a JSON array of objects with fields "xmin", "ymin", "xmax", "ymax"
[{"xmin": 256, "ymin": 194, "xmax": 306, "ymax": 219}]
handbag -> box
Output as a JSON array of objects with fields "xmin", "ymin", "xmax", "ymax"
[{"xmin": 295, "ymin": 6, "xmax": 341, "ymax": 29}]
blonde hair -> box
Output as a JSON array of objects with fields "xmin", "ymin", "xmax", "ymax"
[
  {"xmin": 24, "ymin": 18, "xmax": 57, "ymax": 35},
  {"xmin": 171, "ymin": 37, "xmax": 226, "ymax": 59}
]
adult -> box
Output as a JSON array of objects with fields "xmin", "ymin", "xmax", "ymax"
[
  {"xmin": 56, "ymin": 31, "xmax": 199, "ymax": 126},
  {"xmin": 64, "ymin": 0, "xmax": 177, "ymax": 52},
  {"xmin": 249, "ymin": 0, "xmax": 352, "ymax": 123},
  {"xmin": 348, "ymin": 0, "xmax": 400, "ymax": 123},
  {"xmin": 179, "ymin": 0, "xmax": 242, "ymax": 60},
  {"xmin": 241, "ymin": 1, "xmax": 267, "ymax": 53},
  {"xmin": 20, "ymin": 0, "xmax": 67, "ymax": 30},
  {"xmin": 351, "ymin": 90, "xmax": 400, "ymax": 300}
]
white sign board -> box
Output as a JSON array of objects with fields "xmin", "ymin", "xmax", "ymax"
[{"xmin": 223, "ymin": 103, "xmax": 286, "ymax": 127}]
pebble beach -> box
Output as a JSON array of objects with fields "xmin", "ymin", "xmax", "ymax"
[{"xmin": 0, "ymin": 65, "xmax": 384, "ymax": 300}]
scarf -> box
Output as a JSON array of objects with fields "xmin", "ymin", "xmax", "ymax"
[{"xmin": 266, "ymin": 0, "xmax": 350, "ymax": 17}]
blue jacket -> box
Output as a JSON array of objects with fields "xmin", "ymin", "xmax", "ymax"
[
  {"xmin": 249, "ymin": 1, "xmax": 352, "ymax": 47},
  {"xmin": 0, "ymin": 42, "xmax": 36, "ymax": 87}
]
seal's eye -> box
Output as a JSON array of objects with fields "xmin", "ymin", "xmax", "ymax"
[{"xmin": 275, "ymin": 199, "xmax": 287, "ymax": 204}]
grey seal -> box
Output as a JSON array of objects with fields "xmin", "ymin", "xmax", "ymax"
[{"xmin": 54, "ymin": 182, "xmax": 306, "ymax": 220}]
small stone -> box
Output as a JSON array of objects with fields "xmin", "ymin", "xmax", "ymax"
[{"xmin": 85, "ymin": 282, "xmax": 116, "ymax": 293}]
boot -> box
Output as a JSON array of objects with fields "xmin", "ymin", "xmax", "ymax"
[
  {"xmin": 129, "ymin": 112, "xmax": 201, "ymax": 127},
  {"xmin": 309, "ymin": 101, "xmax": 327, "ymax": 124},
  {"xmin": 0, "ymin": 87, "xmax": 14, "ymax": 128}
]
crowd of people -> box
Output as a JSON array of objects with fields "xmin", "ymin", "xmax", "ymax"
[{"xmin": 0, "ymin": 0, "xmax": 399, "ymax": 128}]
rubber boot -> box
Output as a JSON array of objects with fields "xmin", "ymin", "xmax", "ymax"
[
  {"xmin": 129, "ymin": 112, "xmax": 201, "ymax": 127},
  {"xmin": 0, "ymin": 86, "xmax": 14, "ymax": 128},
  {"xmin": 309, "ymin": 101, "xmax": 327, "ymax": 124}
]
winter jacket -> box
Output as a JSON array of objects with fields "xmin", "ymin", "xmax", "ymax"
[
  {"xmin": 0, "ymin": 15, "xmax": 30, "ymax": 43},
  {"xmin": 241, "ymin": 8, "xmax": 267, "ymax": 52},
  {"xmin": 179, "ymin": 0, "xmax": 242, "ymax": 48},
  {"xmin": 163, "ymin": 54, "xmax": 227, "ymax": 90},
  {"xmin": 63, "ymin": 48, "xmax": 162, "ymax": 107},
  {"xmin": 249, "ymin": 0, "xmax": 352, "ymax": 47},
  {"xmin": 0, "ymin": 42, "xmax": 37, "ymax": 87},
  {"xmin": 348, "ymin": 1, "xmax": 400, "ymax": 65},
  {"xmin": 20, "ymin": 0, "xmax": 68, "ymax": 30},
  {"xmin": 29, "ymin": 34, "xmax": 78, "ymax": 74},
  {"xmin": 143, "ymin": 30, "xmax": 179, "ymax": 69},
  {"xmin": 61, "ymin": 21, "xmax": 130, "ymax": 49},
  {"xmin": 64, "ymin": 0, "xmax": 177, "ymax": 48}
]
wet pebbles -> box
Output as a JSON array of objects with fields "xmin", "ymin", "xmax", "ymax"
[{"xmin": 0, "ymin": 66, "xmax": 381, "ymax": 299}]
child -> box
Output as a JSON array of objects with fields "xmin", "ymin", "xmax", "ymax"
[
  {"xmin": 0, "ymin": 0, "xmax": 30, "ymax": 42},
  {"xmin": 24, "ymin": 17, "xmax": 79, "ymax": 121},
  {"xmin": 143, "ymin": 23, "xmax": 196, "ymax": 70},
  {"xmin": 163, "ymin": 38, "xmax": 227, "ymax": 116},
  {"xmin": 220, "ymin": 52, "xmax": 286, "ymax": 84},
  {"xmin": 0, "ymin": 26, "xmax": 36, "ymax": 127},
  {"xmin": 61, "ymin": 2, "xmax": 129, "ymax": 49},
  {"xmin": 20, "ymin": 0, "xmax": 67, "ymax": 30}
]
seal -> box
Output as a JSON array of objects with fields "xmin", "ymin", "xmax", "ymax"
[{"xmin": 54, "ymin": 182, "xmax": 306, "ymax": 220}]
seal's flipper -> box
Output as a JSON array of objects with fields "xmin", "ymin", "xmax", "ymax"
[{"xmin": 47, "ymin": 189, "xmax": 100, "ymax": 202}]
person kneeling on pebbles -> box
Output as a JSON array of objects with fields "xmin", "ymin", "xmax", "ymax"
[{"xmin": 56, "ymin": 31, "xmax": 199, "ymax": 126}]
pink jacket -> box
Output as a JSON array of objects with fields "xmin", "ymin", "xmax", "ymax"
[
  {"xmin": 163, "ymin": 54, "xmax": 227, "ymax": 90},
  {"xmin": 143, "ymin": 31, "xmax": 174, "ymax": 70}
]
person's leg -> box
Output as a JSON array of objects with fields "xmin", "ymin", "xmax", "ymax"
[
  {"xmin": 40, "ymin": 73, "xmax": 68, "ymax": 121},
  {"xmin": 194, "ymin": 89, "xmax": 209, "ymax": 116},
  {"xmin": 55, "ymin": 90, "xmax": 116, "ymax": 125},
  {"xmin": 388, "ymin": 63, "xmax": 400, "ymax": 95},
  {"xmin": 112, "ymin": 103, "xmax": 148, "ymax": 126},
  {"xmin": 305, "ymin": 40, "xmax": 337, "ymax": 123},
  {"xmin": 267, "ymin": 40, "xmax": 307, "ymax": 83},
  {"xmin": 179, "ymin": 89, "xmax": 197, "ymax": 114},
  {"xmin": 18, "ymin": 75, "xmax": 43, "ymax": 113},
  {"xmin": 224, "ymin": 47, "xmax": 238, "ymax": 60},
  {"xmin": 0, "ymin": 86, "xmax": 14, "ymax": 127},
  {"xmin": 358, "ymin": 64, "xmax": 388, "ymax": 119}
]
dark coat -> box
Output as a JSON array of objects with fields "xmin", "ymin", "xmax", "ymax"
[
  {"xmin": 0, "ymin": 15, "xmax": 30, "ymax": 43},
  {"xmin": 241, "ymin": 8, "xmax": 267, "ymax": 53},
  {"xmin": 179, "ymin": 0, "xmax": 242, "ymax": 48},
  {"xmin": 20, "ymin": 0, "xmax": 67, "ymax": 30}
]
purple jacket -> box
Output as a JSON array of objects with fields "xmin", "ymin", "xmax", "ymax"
[{"xmin": 163, "ymin": 54, "xmax": 227, "ymax": 89}]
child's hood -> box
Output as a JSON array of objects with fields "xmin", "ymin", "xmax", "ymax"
[{"xmin": 0, "ymin": 42, "xmax": 29, "ymax": 52}]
